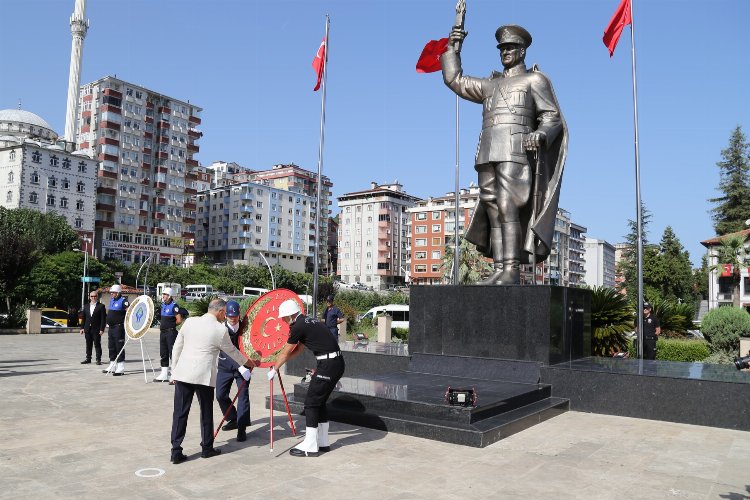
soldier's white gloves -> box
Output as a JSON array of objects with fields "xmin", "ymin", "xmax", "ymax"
[
  {"xmin": 238, "ymin": 366, "xmax": 251, "ymax": 381},
  {"xmin": 267, "ymin": 367, "xmax": 277, "ymax": 381}
]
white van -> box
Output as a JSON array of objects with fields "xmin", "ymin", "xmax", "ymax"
[
  {"xmin": 185, "ymin": 284, "xmax": 214, "ymax": 297},
  {"xmin": 358, "ymin": 304, "xmax": 409, "ymax": 329},
  {"xmin": 243, "ymin": 287, "xmax": 270, "ymax": 296},
  {"xmin": 156, "ymin": 282, "xmax": 182, "ymax": 298}
]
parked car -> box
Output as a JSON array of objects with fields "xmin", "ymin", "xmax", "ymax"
[
  {"xmin": 41, "ymin": 308, "xmax": 69, "ymax": 326},
  {"xmin": 41, "ymin": 315, "xmax": 65, "ymax": 329},
  {"xmin": 184, "ymin": 291, "xmax": 205, "ymax": 302}
]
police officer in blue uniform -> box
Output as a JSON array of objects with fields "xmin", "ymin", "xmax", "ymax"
[
  {"xmin": 215, "ymin": 300, "xmax": 252, "ymax": 441},
  {"xmin": 104, "ymin": 284, "xmax": 129, "ymax": 376},
  {"xmin": 321, "ymin": 295, "xmax": 345, "ymax": 340},
  {"xmin": 155, "ymin": 287, "xmax": 181, "ymax": 382}
]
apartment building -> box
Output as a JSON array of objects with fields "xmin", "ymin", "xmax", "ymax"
[
  {"xmin": 75, "ymin": 76, "xmax": 202, "ymax": 265},
  {"xmin": 583, "ymin": 238, "xmax": 616, "ymax": 288},
  {"xmin": 195, "ymin": 182, "xmax": 314, "ymax": 273},
  {"xmin": 0, "ymin": 109, "xmax": 97, "ymax": 248},
  {"xmin": 249, "ymin": 164, "xmax": 332, "ymax": 274},
  {"xmin": 338, "ymin": 182, "xmax": 420, "ymax": 289},
  {"xmin": 408, "ymin": 186, "xmax": 479, "ymax": 285}
]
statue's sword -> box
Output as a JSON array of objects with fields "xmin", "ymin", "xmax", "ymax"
[{"xmin": 453, "ymin": 0, "xmax": 466, "ymax": 51}]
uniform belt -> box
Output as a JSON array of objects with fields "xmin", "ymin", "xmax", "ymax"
[
  {"xmin": 316, "ymin": 351, "xmax": 341, "ymax": 360},
  {"xmin": 482, "ymin": 113, "xmax": 533, "ymax": 129}
]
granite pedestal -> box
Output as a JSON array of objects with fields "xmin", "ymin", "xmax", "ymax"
[{"xmin": 270, "ymin": 285, "xmax": 590, "ymax": 447}]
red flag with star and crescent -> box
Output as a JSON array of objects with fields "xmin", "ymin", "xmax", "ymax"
[
  {"xmin": 312, "ymin": 36, "xmax": 327, "ymax": 91},
  {"xmin": 239, "ymin": 289, "xmax": 305, "ymax": 367}
]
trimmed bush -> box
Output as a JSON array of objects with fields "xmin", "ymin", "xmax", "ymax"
[
  {"xmin": 700, "ymin": 306, "xmax": 750, "ymax": 353},
  {"xmin": 391, "ymin": 327, "xmax": 409, "ymax": 343},
  {"xmin": 655, "ymin": 338, "xmax": 710, "ymax": 362},
  {"xmin": 628, "ymin": 337, "xmax": 711, "ymax": 362}
]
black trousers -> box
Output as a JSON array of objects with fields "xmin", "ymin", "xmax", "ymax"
[
  {"xmin": 171, "ymin": 381, "xmax": 215, "ymax": 456},
  {"xmin": 84, "ymin": 330, "xmax": 102, "ymax": 361},
  {"xmin": 107, "ymin": 324, "xmax": 125, "ymax": 362},
  {"xmin": 304, "ymin": 356, "xmax": 345, "ymax": 428},
  {"xmin": 159, "ymin": 328, "xmax": 178, "ymax": 367},
  {"xmin": 643, "ymin": 337, "xmax": 657, "ymax": 360},
  {"xmin": 216, "ymin": 368, "xmax": 250, "ymax": 428}
]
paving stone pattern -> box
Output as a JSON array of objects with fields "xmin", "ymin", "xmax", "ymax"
[{"xmin": 1, "ymin": 332, "xmax": 749, "ymax": 499}]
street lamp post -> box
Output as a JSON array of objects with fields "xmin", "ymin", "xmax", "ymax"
[
  {"xmin": 256, "ymin": 251, "xmax": 275, "ymax": 290},
  {"xmin": 75, "ymin": 236, "xmax": 91, "ymax": 310}
]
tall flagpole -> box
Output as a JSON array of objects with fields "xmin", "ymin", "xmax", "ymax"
[
  {"xmin": 629, "ymin": 0, "xmax": 644, "ymax": 360},
  {"xmin": 312, "ymin": 15, "xmax": 330, "ymax": 319},
  {"xmin": 453, "ymin": 95, "xmax": 460, "ymax": 285}
]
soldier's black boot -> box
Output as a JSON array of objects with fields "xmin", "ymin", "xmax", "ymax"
[
  {"xmin": 496, "ymin": 222, "xmax": 522, "ymax": 285},
  {"xmin": 479, "ymin": 227, "xmax": 504, "ymax": 285}
]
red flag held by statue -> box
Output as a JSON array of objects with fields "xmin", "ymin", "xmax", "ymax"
[
  {"xmin": 603, "ymin": 0, "xmax": 632, "ymax": 57},
  {"xmin": 416, "ymin": 38, "xmax": 449, "ymax": 73},
  {"xmin": 312, "ymin": 36, "xmax": 327, "ymax": 91}
]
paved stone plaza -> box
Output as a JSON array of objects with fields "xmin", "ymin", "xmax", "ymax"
[{"xmin": 1, "ymin": 331, "xmax": 749, "ymax": 499}]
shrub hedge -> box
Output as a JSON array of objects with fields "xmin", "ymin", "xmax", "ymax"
[
  {"xmin": 629, "ymin": 337, "xmax": 710, "ymax": 362},
  {"xmin": 700, "ymin": 306, "xmax": 750, "ymax": 353}
]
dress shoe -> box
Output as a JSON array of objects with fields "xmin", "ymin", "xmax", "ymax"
[
  {"xmin": 318, "ymin": 446, "xmax": 331, "ymax": 453},
  {"xmin": 222, "ymin": 420, "xmax": 238, "ymax": 431},
  {"xmin": 96, "ymin": 360, "xmax": 102, "ymax": 366},
  {"xmin": 236, "ymin": 427, "xmax": 247, "ymax": 442},
  {"xmin": 201, "ymin": 448, "xmax": 222, "ymax": 459},
  {"xmin": 171, "ymin": 452, "xmax": 188, "ymax": 464},
  {"xmin": 80, "ymin": 360, "xmax": 91, "ymax": 364},
  {"xmin": 289, "ymin": 448, "xmax": 319, "ymax": 457}
]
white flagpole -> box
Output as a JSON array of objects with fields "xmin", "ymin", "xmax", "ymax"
[
  {"xmin": 312, "ymin": 15, "xmax": 330, "ymax": 319},
  {"xmin": 628, "ymin": 0, "xmax": 644, "ymax": 360}
]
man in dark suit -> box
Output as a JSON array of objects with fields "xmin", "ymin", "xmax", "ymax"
[{"xmin": 80, "ymin": 291, "xmax": 107, "ymax": 365}]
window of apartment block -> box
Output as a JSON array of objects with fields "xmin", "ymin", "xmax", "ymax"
[
  {"xmin": 29, "ymin": 192, "xmax": 38, "ymax": 204},
  {"xmin": 256, "ymin": 226, "xmax": 262, "ymax": 233},
  {"xmin": 415, "ymin": 225, "xmax": 426, "ymax": 234},
  {"xmin": 46, "ymin": 194, "xmax": 55, "ymax": 206},
  {"xmin": 75, "ymin": 218, "xmax": 83, "ymax": 229},
  {"xmin": 416, "ymin": 213, "xmax": 426, "ymax": 220},
  {"xmin": 432, "ymin": 237, "xmax": 441, "ymax": 245},
  {"xmin": 432, "ymin": 211, "xmax": 441, "ymax": 219},
  {"xmin": 76, "ymin": 199, "xmax": 84, "ymax": 210},
  {"xmin": 31, "ymin": 151, "xmax": 41, "ymax": 163},
  {"xmin": 432, "ymin": 224, "xmax": 441, "ymax": 232},
  {"xmin": 30, "ymin": 171, "xmax": 39, "ymax": 184},
  {"xmin": 432, "ymin": 250, "xmax": 441, "ymax": 259},
  {"xmin": 415, "ymin": 251, "xmax": 427, "ymax": 259},
  {"xmin": 415, "ymin": 238, "xmax": 427, "ymax": 246},
  {"xmin": 62, "ymin": 158, "xmax": 71, "ymax": 169},
  {"xmin": 77, "ymin": 182, "xmax": 85, "ymax": 193},
  {"xmin": 78, "ymin": 161, "xmax": 87, "ymax": 173},
  {"xmin": 431, "ymin": 264, "xmax": 441, "ymax": 272},
  {"xmin": 415, "ymin": 265, "xmax": 427, "ymax": 273}
]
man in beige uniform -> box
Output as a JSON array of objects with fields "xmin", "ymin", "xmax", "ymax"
[{"xmin": 169, "ymin": 298, "xmax": 254, "ymax": 464}]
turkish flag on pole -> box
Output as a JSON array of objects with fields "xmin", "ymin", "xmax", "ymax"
[
  {"xmin": 722, "ymin": 264, "xmax": 733, "ymax": 277},
  {"xmin": 312, "ymin": 36, "xmax": 327, "ymax": 91},
  {"xmin": 602, "ymin": 0, "xmax": 632, "ymax": 57},
  {"xmin": 416, "ymin": 38, "xmax": 449, "ymax": 73}
]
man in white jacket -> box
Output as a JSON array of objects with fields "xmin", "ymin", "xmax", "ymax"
[{"xmin": 169, "ymin": 298, "xmax": 254, "ymax": 464}]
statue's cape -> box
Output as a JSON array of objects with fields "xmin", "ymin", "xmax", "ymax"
[{"xmin": 464, "ymin": 67, "xmax": 568, "ymax": 264}]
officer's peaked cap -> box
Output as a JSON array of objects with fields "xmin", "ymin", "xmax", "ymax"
[
  {"xmin": 643, "ymin": 302, "xmax": 652, "ymax": 309},
  {"xmin": 226, "ymin": 300, "xmax": 241, "ymax": 317},
  {"xmin": 496, "ymin": 25, "xmax": 532, "ymax": 49}
]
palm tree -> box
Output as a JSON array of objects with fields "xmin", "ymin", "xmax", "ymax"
[
  {"xmin": 441, "ymin": 237, "xmax": 492, "ymax": 285},
  {"xmin": 709, "ymin": 234, "xmax": 749, "ymax": 307},
  {"xmin": 590, "ymin": 286, "xmax": 634, "ymax": 356}
]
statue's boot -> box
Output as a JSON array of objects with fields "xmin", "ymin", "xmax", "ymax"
[
  {"xmin": 496, "ymin": 222, "xmax": 521, "ymax": 285},
  {"xmin": 479, "ymin": 227, "xmax": 504, "ymax": 285}
]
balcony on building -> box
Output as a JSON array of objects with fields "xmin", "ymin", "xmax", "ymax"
[
  {"xmin": 186, "ymin": 159, "xmax": 198, "ymax": 167},
  {"xmin": 98, "ymin": 169, "xmax": 117, "ymax": 179},
  {"xmin": 96, "ymin": 186, "xmax": 116, "ymax": 196},
  {"xmin": 188, "ymin": 128, "xmax": 201, "ymax": 139},
  {"xmin": 189, "ymin": 115, "xmax": 201, "ymax": 125},
  {"xmin": 187, "ymin": 144, "xmax": 199, "ymax": 153}
]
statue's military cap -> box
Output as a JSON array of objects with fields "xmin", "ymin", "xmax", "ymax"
[{"xmin": 495, "ymin": 25, "xmax": 532, "ymax": 49}]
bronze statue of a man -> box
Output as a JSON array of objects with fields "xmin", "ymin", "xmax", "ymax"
[{"xmin": 441, "ymin": 24, "xmax": 568, "ymax": 285}]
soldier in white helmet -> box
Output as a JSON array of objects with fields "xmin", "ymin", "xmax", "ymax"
[
  {"xmin": 268, "ymin": 299, "xmax": 345, "ymax": 457},
  {"xmin": 103, "ymin": 284, "xmax": 129, "ymax": 376},
  {"xmin": 154, "ymin": 287, "xmax": 186, "ymax": 382}
]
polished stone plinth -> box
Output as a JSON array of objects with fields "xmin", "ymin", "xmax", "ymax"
[
  {"xmin": 271, "ymin": 370, "xmax": 568, "ymax": 447},
  {"xmin": 409, "ymin": 285, "xmax": 591, "ymax": 365},
  {"xmin": 542, "ymin": 357, "xmax": 750, "ymax": 431}
]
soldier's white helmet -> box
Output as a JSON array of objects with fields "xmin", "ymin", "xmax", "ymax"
[
  {"xmin": 110, "ymin": 284, "xmax": 122, "ymax": 293},
  {"xmin": 278, "ymin": 299, "xmax": 301, "ymax": 319},
  {"xmin": 162, "ymin": 287, "xmax": 173, "ymax": 297}
]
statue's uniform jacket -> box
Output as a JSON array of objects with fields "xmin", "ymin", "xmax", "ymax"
[{"xmin": 440, "ymin": 49, "xmax": 568, "ymax": 262}]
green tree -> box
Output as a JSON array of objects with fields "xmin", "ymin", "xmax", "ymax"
[
  {"xmin": 709, "ymin": 126, "xmax": 750, "ymax": 235},
  {"xmin": 701, "ymin": 305, "xmax": 750, "ymax": 354},
  {"xmin": 650, "ymin": 226, "xmax": 694, "ymax": 305},
  {"xmin": 617, "ymin": 203, "xmax": 653, "ymax": 305},
  {"xmin": 693, "ymin": 255, "xmax": 709, "ymax": 301},
  {"xmin": 708, "ymin": 234, "xmax": 749, "ymax": 307},
  {"xmin": 0, "ymin": 208, "xmax": 78, "ymax": 311},
  {"xmin": 441, "ymin": 237, "xmax": 492, "ymax": 284}
]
